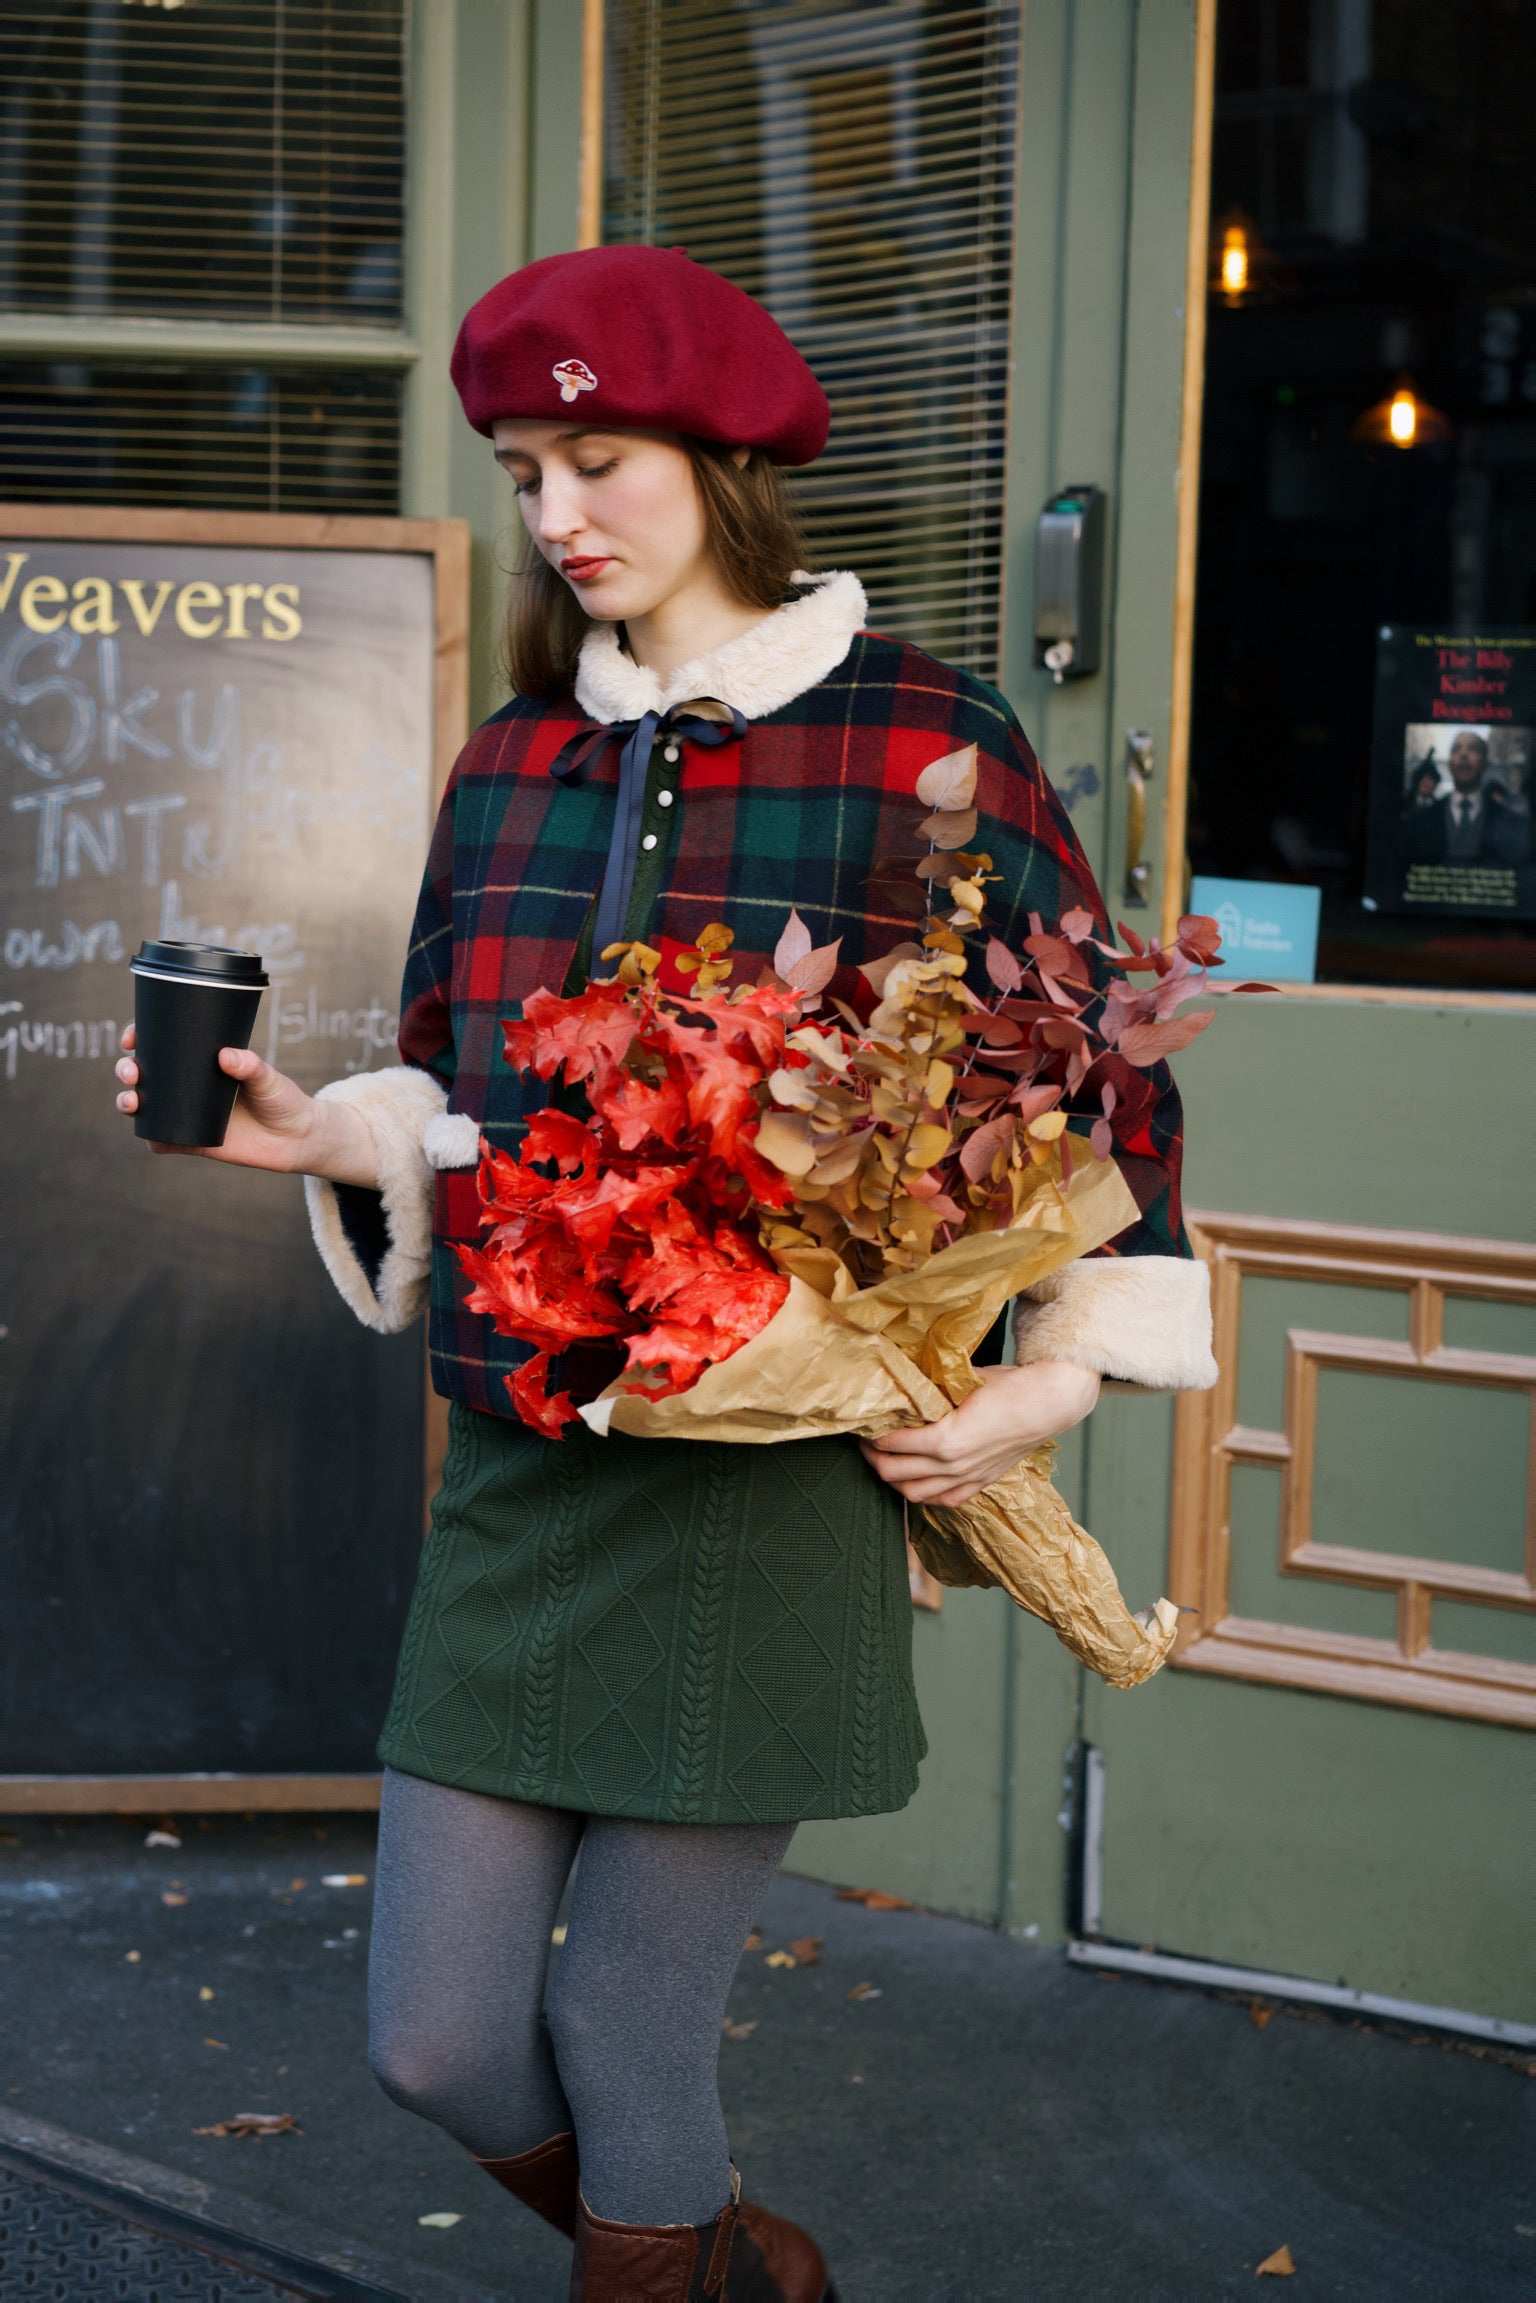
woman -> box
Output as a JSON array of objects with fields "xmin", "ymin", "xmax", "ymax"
[{"xmin": 116, "ymin": 246, "xmax": 1215, "ymax": 2301}]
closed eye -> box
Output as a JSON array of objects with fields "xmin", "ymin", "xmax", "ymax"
[{"xmin": 505, "ymin": 458, "xmax": 618, "ymax": 494}]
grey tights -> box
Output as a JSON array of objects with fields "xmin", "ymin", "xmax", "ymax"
[{"xmin": 367, "ymin": 1766, "xmax": 794, "ymax": 2226}]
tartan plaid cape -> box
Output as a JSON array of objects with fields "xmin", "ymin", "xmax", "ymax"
[{"xmin": 398, "ymin": 628, "xmax": 1193, "ymax": 1419}]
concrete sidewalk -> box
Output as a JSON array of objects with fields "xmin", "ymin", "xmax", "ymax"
[{"xmin": 0, "ymin": 1813, "xmax": 1530, "ymax": 2300}]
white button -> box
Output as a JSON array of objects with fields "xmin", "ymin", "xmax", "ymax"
[
  {"xmin": 657, "ymin": 789, "xmax": 674, "ymax": 807},
  {"xmin": 663, "ymin": 744, "xmax": 680, "ymax": 763},
  {"xmin": 641, "ymin": 833, "xmax": 658, "ymax": 850}
]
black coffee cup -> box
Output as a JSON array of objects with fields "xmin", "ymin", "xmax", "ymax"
[{"xmin": 129, "ymin": 940, "xmax": 270, "ymax": 1147}]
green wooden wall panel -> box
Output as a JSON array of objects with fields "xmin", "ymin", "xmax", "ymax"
[
  {"xmin": 1083, "ymin": 1381, "xmax": 1536, "ymax": 2020},
  {"xmin": 1091, "ymin": 1658, "xmax": 1536, "ymax": 2020},
  {"xmin": 528, "ymin": 0, "xmax": 585, "ymax": 266},
  {"xmin": 404, "ymin": 0, "xmax": 534, "ymax": 723},
  {"xmin": 1177, "ymin": 998, "xmax": 1536, "ymax": 1241},
  {"xmin": 1107, "ymin": 0, "xmax": 1203, "ymax": 923},
  {"xmin": 1083, "ymin": 990, "xmax": 1536, "ymax": 2020}
]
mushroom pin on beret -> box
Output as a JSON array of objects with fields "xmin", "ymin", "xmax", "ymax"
[{"xmin": 450, "ymin": 244, "xmax": 830, "ymax": 466}]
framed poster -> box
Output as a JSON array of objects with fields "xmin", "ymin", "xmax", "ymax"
[{"xmin": 1364, "ymin": 627, "xmax": 1536, "ymax": 921}]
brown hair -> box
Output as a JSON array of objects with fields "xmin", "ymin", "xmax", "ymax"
[{"xmin": 501, "ymin": 438, "xmax": 812, "ymax": 700}]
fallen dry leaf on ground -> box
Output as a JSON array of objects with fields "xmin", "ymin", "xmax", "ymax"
[
  {"xmin": 845, "ymin": 1981, "xmax": 882, "ymax": 2002},
  {"xmin": 144, "ymin": 1830, "xmax": 180, "ymax": 1850},
  {"xmin": 835, "ymin": 1888, "xmax": 912, "ymax": 1911},
  {"xmin": 418, "ymin": 2212, "xmax": 462, "ymax": 2228},
  {"xmin": 1250, "ymin": 2001, "xmax": 1273, "ymax": 2031},
  {"xmin": 765, "ymin": 1951, "xmax": 797, "ymax": 1969},
  {"xmin": 199, "ymin": 1986, "xmax": 215, "ymax": 2001},
  {"xmin": 550, "ymin": 1924, "xmax": 567, "ymax": 1945},
  {"xmin": 721, "ymin": 2019, "xmax": 759, "ymax": 2040},
  {"xmin": 161, "ymin": 1892, "xmax": 187, "ymax": 1908},
  {"xmin": 203, "ymin": 2038, "xmax": 228, "ymax": 2050},
  {"xmin": 322, "ymin": 1873, "xmax": 368, "ymax": 1888},
  {"xmin": 1256, "ymin": 2244, "xmax": 1296, "ymax": 2277},
  {"xmin": 124, "ymin": 1950, "xmax": 140, "ymax": 1963},
  {"xmin": 743, "ymin": 1932, "xmax": 763, "ymax": 1950},
  {"xmin": 787, "ymin": 1937, "xmax": 823, "ymax": 1966},
  {"xmin": 194, "ymin": 2112, "xmax": 300, "ymax": 2138},
  {"xmin": 288, "ymin": 1878, "xmax": 307, "ymax": 1892}
]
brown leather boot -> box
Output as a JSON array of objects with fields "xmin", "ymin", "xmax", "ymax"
[
  {"xmin": 474, "ymin": 2129, "xmax": 580, "ymax": 2238},
  {"xmin": 571, "ymin": 2168, "xmax": 832, "ymax": 2300}
]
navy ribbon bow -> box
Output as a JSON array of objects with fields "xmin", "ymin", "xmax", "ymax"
[{"xmin": 550, "ymin": 699, "xmax": 747, "ymax": 963}]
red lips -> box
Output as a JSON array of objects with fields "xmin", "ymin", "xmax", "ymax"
[{"xmin": 561, "ymin": 556, "xmax": 612, "ymax": 582}]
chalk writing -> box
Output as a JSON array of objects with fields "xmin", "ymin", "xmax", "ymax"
[
  {"xmin": 0, "ymin": 1001, "xmax": 119, "ymax": 1079},
  {"xmin": 4, "ymin": 919, "xmax": 125, "ymax": 969},
  {"xmin": 268, "ymin": 986, "xmax": 397, "ymax": 1073}
]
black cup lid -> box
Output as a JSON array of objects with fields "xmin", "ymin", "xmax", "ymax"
[{"xmin": 132, "ymin": 939, "xmax": 270, "ymax": 985}]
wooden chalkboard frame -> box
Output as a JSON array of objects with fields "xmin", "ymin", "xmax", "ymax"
[{"xmin": 0, "ymin": 504, "xmax": 470, "ymax": 1817}]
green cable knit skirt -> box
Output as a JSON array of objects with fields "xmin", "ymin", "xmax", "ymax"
[{"xmin": 378, "ymin": 1405, "xmax": 927, "ymax": 1824}]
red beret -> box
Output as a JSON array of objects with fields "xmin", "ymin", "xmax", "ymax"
[{"xmin": 450, "ymin": 245, "xmax": 829, "ymax": 467}]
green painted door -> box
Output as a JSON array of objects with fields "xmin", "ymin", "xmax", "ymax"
[{"xmin": 1079, "ymin": 0, "xmax": 1536, "ymax": 2027}]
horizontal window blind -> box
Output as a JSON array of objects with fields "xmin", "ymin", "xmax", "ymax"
[
  {"xmin": 0, "ymin": 0, "xmax": 405, "ymax": 324},
  {"xmin": 0, "ymin": 360, "xmax": 401, "ymax": 512},
  {"xmin": 602, "ymin": 0, "xmax": 1019, "ymax": 678}
]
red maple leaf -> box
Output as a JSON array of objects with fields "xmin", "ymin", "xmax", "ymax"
[
  {"xmin": 502, "ymin": 985, "xmax": 640, "ymax": 1081},
  {"xmin": 508, "ymin": 1353, "xmax": 578, "ymax": 1438}
]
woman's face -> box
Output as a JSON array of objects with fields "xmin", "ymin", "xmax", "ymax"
[{"xmin": 492, "ymin": 420, "xmax": 712, "ymax": 623}]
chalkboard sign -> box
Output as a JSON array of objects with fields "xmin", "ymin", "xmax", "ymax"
[{"xmin": 0, "ymin": 507, "xmax": 467, "ymax": 1803}]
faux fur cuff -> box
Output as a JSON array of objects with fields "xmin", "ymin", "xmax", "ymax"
[
  {"xmin": 574, "ymin": 570, "xmax": 868, "ymax": 723},
  {"xmin": 1012, "ymin": 1256, "xmax": 1218, "ymax": 1391},
  {"xmin": 302, "ymin": 1066, "xmax": 447, "ymax": 1333},
  {"xmin": 423, "ymin": 1110, "xmax": 481, "ymax": 1170}
]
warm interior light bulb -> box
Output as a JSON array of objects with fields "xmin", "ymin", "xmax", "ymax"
[
  {"xmin": 1221, "ymin": 226, "xmax": 1249, "ymax": 302},
  {"xmin": 1388, "ymin": 390, "xmax": 1417, "ymax": 446}
]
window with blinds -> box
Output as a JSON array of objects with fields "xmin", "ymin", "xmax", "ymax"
[
  {"xmin": 0, "ymin": 359, "xmax": 400, "ymax": 509},
  {"xmin": 602, "ymin": 0, "xmax": 1020, "ymax": 678},
  {"xmin": 0, "ymin": 0, "xmax": 405, "ymax": 323},
  {"xmin": 0, "ymin": 0, "xmax": 405, "ymax": 515}
]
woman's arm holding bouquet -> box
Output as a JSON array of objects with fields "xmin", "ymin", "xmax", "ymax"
[{"xmin": 860, "ymin": 1359, "xmax": 1100, "ymax": 1507}]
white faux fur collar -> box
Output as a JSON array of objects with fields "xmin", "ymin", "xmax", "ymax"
[{"xmin": 573, "ymin": 569, "xmax": 867, "ymax": 724}]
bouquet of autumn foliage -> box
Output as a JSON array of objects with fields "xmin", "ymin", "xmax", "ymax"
[{"xmin": 458, "ymin": 743, "xmax": 1247, "ymax": 1690}]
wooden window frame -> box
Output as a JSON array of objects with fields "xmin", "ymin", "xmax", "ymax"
[
  {"xmin": 1161, "ymin": 0, "xmax": 1536, "ymax": 1013},
  {"xmin": 1170, "ymin": 1210, "xmax": 1536, "ymax": 1730}
]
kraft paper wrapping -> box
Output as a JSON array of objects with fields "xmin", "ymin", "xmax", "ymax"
[{"xmin": 579, "ymin": 1147, "xmax": 1179, "ymax": 1690}]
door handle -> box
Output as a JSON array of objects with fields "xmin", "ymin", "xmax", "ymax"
[{"xmin": 1123, "ymin": 726, "xmax": 1154, "ymax": 907}]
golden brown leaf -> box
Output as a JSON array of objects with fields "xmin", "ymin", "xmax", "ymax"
[
  {"xmin": 834, "ymin": 1887, "xmax": 913, "ymax": 1910},
  {"xmin": 787, "ymin": 1937, "xmax": 824, "ymax": 1966},
  {"xmin": 916, "ymin": 806, "xmax": 980, "ymax": 847},
  {"xmin": 914, "ymin": 742, "xmax": 978, "ymax": 809},
  {"xmin": 1255, "ymin": 2245, "xmax": 1296, "ymax": 2277},
  {"xmin": 755, "ymin": 1110, "xmax": 816, "ymax": 1176},
  {"xmin": 902, "ymin": 1124, "xmax": 952, "ymax": 1172}
]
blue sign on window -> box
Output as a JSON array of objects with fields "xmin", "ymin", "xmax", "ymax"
[{"xmin": 1189, "ymin": 877, "xmax": 1320, "ymax": 983}]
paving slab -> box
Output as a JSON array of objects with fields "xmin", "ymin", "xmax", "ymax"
[{"xmin": 0, "ymin": 1814, "xmax": 1530, "ymax": 2300}]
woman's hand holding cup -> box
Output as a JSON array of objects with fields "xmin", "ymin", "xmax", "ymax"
[{"xmin": 115, "ymin": 1026, "xmax": 378, "ymax": 1188}]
